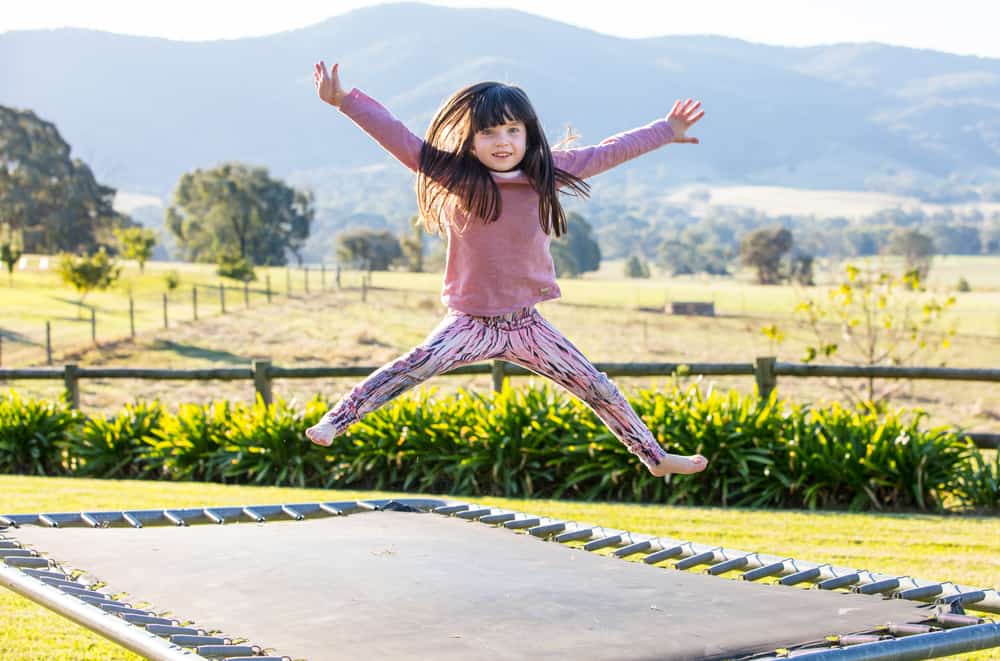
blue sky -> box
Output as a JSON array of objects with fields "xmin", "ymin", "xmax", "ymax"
[{"xmin": 3, "ymin": 0, "xmax": 998, "ymax": 59}]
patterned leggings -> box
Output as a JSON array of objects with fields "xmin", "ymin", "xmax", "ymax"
[{"xmin": 318, "ymin": 307, "xmax": 669, "ymax": 469}]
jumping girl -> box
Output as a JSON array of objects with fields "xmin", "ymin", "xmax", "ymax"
[{"xmin": 307, "ymin": 60, "xmax": 707, "ymax": 479}]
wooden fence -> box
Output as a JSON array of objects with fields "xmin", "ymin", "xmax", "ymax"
[{"xmin": 2, "ymin": 357, "xmax": 998, "ymax": 449}]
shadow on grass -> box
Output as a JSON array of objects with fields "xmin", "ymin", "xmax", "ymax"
[
  {"xmin": 151, "ymin": 339, "xmax": 247, "ymax": 364},
  {"xmin": 0, "ymin": 327, "xmax": 37, "ymax": 345}
]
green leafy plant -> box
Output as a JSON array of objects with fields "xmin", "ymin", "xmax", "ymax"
[
  {"xmin": 0, "ymin": 391, "xmax": 79, "ymax": 475},
  {"xmin": 64, "ymin": 401, "xmax": 164, "ymax": 478}
]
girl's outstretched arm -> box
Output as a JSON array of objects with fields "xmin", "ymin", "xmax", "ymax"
[
  {"xmin": 314, "ymin": 60, "xmax": 423, "ymax": 172},
  {"xmin": 554, "ymin": 98, "xmax": 704, "ymax": 180}
]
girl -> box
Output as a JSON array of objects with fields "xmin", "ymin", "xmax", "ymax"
[{"xmin": 308, "ymin": 60, "xmax": 707, "ymax": 479}]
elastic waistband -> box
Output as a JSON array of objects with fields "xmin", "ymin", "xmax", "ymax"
[{"xmin": 452, "ymin": 306, "xmax": 539, "ymax": 330}]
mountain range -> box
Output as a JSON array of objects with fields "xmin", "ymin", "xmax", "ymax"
[{"xmin": 3, "ymin": 1, "xmax": 998, "ymax": 204}]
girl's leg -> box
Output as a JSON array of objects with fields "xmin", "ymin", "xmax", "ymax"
[
  {"xmin": 306, "ymin": 312, "xmax": 502, "ymax": 445},
  {"xmin": 503, "ymin": 310, "xmax": 707, "ymax": 476}
]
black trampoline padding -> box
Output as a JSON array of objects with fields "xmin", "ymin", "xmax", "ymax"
[{"xmin": 11, "ymin": 512, "xmax": 933, "ymax": 660}]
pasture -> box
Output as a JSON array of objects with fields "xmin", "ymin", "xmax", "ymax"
[{"xmin": 2, "ymin": 255, "xmax": 999, "ymax": 433}]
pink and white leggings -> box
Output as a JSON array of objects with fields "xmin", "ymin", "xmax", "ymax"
[{"xmin": 318, "ymin": 307, "xmax": 669, "ymax": 469}]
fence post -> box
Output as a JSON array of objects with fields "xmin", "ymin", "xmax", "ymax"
[
  {"xmin": 361, "ymin": 276, "xmax": 367, "ymax": 302},
  {"xmin": 253, "ymin": 359, "xmax": 273, "ymax": 406},
  {"xmin": 491, "ymin": 360, "xmax": 507, "ymax": 393},
  {"xmin": 244, "ymin": 281, "xmax": 249, "ymax": 308},
  {"xmin": 64, "ymin": 363, "xmax": 79, "ymax": 409},
  {"xmin": 90, "ymin": 307, "xmax": 97, "ymax": 344},
  {"xmin": 219, "ymin": 283, "xmax": 226, "ymax": 314},
  {"xmin": 336, "ymin": 265, "xmax": 341, "ymax": 289},
  {"xmin": 162, "ymin": 293, "xmax": 168, "ymax": 329},
  {"xmin": 45, "ymin": 321, "xmax": 52, "ymax": 365},
  {"xmin": 193, "ymin": 286, "xmax": 198, "ymax": 320},
  {"xmin": 129, "ymin": 296, "xmax": 135, "ymax": 338},
  {"xmin": 754, "ymin": 356, "xmax": 777, "ymax": 400},
  {"xmin": 304, "ymin": 267, "xmax": 310, "ymax": 294},
  {"xmin": 265, "ymin": 275, "xmax": 272, "ymax": 303},
  {"xmin": 321, "ymin": 264, "xmax": 326, "ymax": 290}
]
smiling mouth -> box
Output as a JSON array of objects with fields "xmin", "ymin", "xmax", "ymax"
[{"xmin": 492, "ymin": 152, "xmax": 512, "ymax": 158}]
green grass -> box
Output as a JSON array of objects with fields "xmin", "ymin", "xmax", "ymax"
[{"xmin": 0, "ymin": 476, "xmax": 998, "ymax": 660}]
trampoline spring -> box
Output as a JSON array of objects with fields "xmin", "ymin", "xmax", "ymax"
[
  {"xmin": 319, "ymin": 503, "xmax": 345, "ymax": 516},
  {"xmin": 528, "ymin": 522, "xmax": 567, "ymax": 538},
  {"xmin": 936, "ymin": 612, "xmax": 986, "ymax": 628},
  {"xmin": 23, "ymin": 569, "xmax": 68, "ymax": 581},
  {"xmin": 780, "ymin": 567, "xmax": 823, "ymax": 586},
  {"xmin": 353, "ymin": 501, "xmax": 379, "ymax": 512},
  {"xmin": 614, "ymin": 540, "xmax": 652, "ymax": 558},
  {"xmin": 554, "ymin": 527, "xmax": 594, "ymax": 543},
  {"xmin": 741, "ymin": 561, "xmax": 787, "ymax": 581},
  {"xmin": 938, "ymin": 591, "xmax": 988, "ymax": 607},
  {"xmin": 855, "ymin": 578, "xmax": 901, "ymax": 595},
  {"xmin": 642, "ymin": 545, "xmax": 684, "ymax": 564},
  {"xmin": 455, "ymin": 508, "xmax": 493, "ymax": 520},
  {"xmin": 837, "ymin": 634, "xmax": 886, "ymax": 646},
  {"xmin": 433, "ymin": 504, "xmax": 470, "ymax": 515},
  {"xmin": 170, "ymin": 634, "xmax": 230, "ymax": 646},
  {"xmin": 2, "ymin": 556, "xmax": 49, "ymax": 568},
  {"xmin": 706, "ymin": 556, "xmax": 749, "ymax": 575},
  {"xmin": 224, "ymin": 657, "xmax": 291, "ymax": 661},
  {"xmin": 504, "ymin": 517, "xmax": 541, "ymax": 530},
  {"xmin": 60, "ymin": 585, "xmax": 112, "ymax": 600},
  {"xmin": 0, "ymin": 549, "xmax": 36, "ymax": 558},
  {"xmin": 817, "ymin": 573, "xmax": 860, "ymax": 590},
  {"xmin": 147, "ymin": 624, "xmax": 205, "ymax": 637},
  {"xmin": 583, "ymin": 535, "xmax": 622, "ymax": 552},
  {"xmin": 122, "ymin": 512, "xmax": 144, "ymax": 528},
  {"xmin": 81, "ymin": 513, "xmax": 117, "ymax": 528},
  {"xmin": 896, "ymin": 583, "xmax": 943, "ymax": 601},
  {"xmin": 163, "ymin": 511, "xmax": 188, "ymax": 527},
  {"xmin": 36, "ymin": 576, "xmax": 85, "ymax": 590},
  {"xmin": 280, "ymin": 505, "xmax": 305, "ymax": 520},
  {"xmin": 479, "ymin": 512, "xmax": 517, "ymax": 525},
  {"xmin": 122, "ymin": 613, "xmax": 176, "ymax": 626},
  {"xmin": 674, "ymin": 550, "xmax": 718, "ymax": 571},
  {"xmin": 886, "ymin": 623, "xmax": 934, "ymax": 636},
  {"xmin": 0, "ymin": 541, "xmax": 20, "ymax": 549},
  {"xmin": 203, "ymin": 509, "xmax": 226, "ymax": 524},
  {"xmin": 196, "ymin": 644, "xmax": 260, "ymax": 657},
  {"xmin": 241, "ymin": 507, "xmax": 267, "ymax": 523},
  {"xmin": 99, "ymin": 603, "xmax": 155, "ymax": 616}
]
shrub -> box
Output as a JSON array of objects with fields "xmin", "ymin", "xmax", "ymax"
[
  {"xmin": 0, "ymin": 391, "xmax": 79, "ymax": 475},
  {"xmin": 64, "ymin": 401, "xmax": 164, "ymax": 478}
]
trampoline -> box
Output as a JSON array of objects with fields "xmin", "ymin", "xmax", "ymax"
[{"xmin": 2, "ymin": 498, "xmax": 999, "ymax": 660}]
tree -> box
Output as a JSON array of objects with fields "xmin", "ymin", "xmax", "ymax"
[
  {"xmin": 886, "ymin": 228, "xmax": 934, "ymax": 280},
  {"xmin": 795, "ymin": 263, "xmax": 955, "ymax": 404},
  {"xmin": 0, "ymin": 105, "xmax": 128, "ymax": 253},
  {"xmin": 551, "ymin": 212, "xmax": 601, "ymax": 278},
  {"xmin": 217, "ymin": 254, "xmax": 256, "ymax": 282},
  {"xmin": 58, "ymin": 249, "xmax": 121, "ymax": 314},
  {"xmin": 740, "ymin": 227, "xmax": 793, "ymax": 285},
  {"xmin": 166, "ymin": 163, "xmax": 312, "ymax": 266},
  {"xmin": 1, "ymin": 222, "xmax": 23, "ymax": 285},
  {"xmin": 623, "ymin": 255, "xmax": 650, "ymax": 278},
  {"xmin": 400, "ymin": 216, "xmax": 425, "ymax": 272},
  {"xmin": 336, "ymin": 229, "xmax": 403, "ymax": 270},
  {"xmin": 114, "ymin": 226, "xmax": 157, "ymax": 274}
]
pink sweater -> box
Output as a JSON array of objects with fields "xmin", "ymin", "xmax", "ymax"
[{"xmin": 339, "ymin": 88, "xmax": 675, "ymax": 316}]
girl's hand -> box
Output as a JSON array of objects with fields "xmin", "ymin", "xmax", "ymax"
[
  {"xmin": 667, "ymin": 99, "xmax": 704, "ymax": 144},
  {"xmin": 314, "ymin": 61, "xmax": 347, "ymax": 107}
]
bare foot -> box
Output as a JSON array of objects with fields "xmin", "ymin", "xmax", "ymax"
[
  {"xmin": 305, "ymin": 419, "xmax": 336, "ymax": 447},
  {"xmin": 650, "ymin": 453, "xmax": 708, "ymax": 478}
]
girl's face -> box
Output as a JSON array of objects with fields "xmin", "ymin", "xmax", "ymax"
[{"xmin": 470, "ymin": 120, "xmax": 527, "ymax": 172}]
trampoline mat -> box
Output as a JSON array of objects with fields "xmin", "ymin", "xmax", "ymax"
[{"xmin": 11, "ymin": 511, "xmax": 933, "ymax": 660}]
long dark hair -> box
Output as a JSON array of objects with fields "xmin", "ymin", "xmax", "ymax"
[{"xmin": 416, "ymin": 82, "xmax": 589, "ymax": 236}]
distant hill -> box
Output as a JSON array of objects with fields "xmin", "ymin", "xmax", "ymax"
[{"xmin": 3, "ymin": 1, "xmax": 998, "ymax": 200}]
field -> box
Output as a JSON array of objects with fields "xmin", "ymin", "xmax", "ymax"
[
  {"xmin": 2, "ymin": 255, "xmax": 999, "ymax": 433},
  {"xmin": 1, "ymin": 476, "xmax": 998, "ymax": 660}
]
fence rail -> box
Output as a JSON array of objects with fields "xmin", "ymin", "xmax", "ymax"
[{"xmin": 2, "ymin": 358, "xmax": 997, "ymax": 449}]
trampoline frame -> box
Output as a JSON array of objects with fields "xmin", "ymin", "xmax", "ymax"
[{"xmin": 2, "ymin": 497, "xmax": 998, "ymax": 661}]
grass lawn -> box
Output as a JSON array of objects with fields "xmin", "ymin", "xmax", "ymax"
[{"xmin": 0, "ymin": 476, "xmax": 997, "ymax": 660}]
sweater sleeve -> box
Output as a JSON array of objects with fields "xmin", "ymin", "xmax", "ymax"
[
  {"xmin": 338, "ymin": 88, "xmax": 423, "ymax": 172},
  {"xmin": 553, "ymin": 119, "xmax": 674, "ymax": 179}
]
